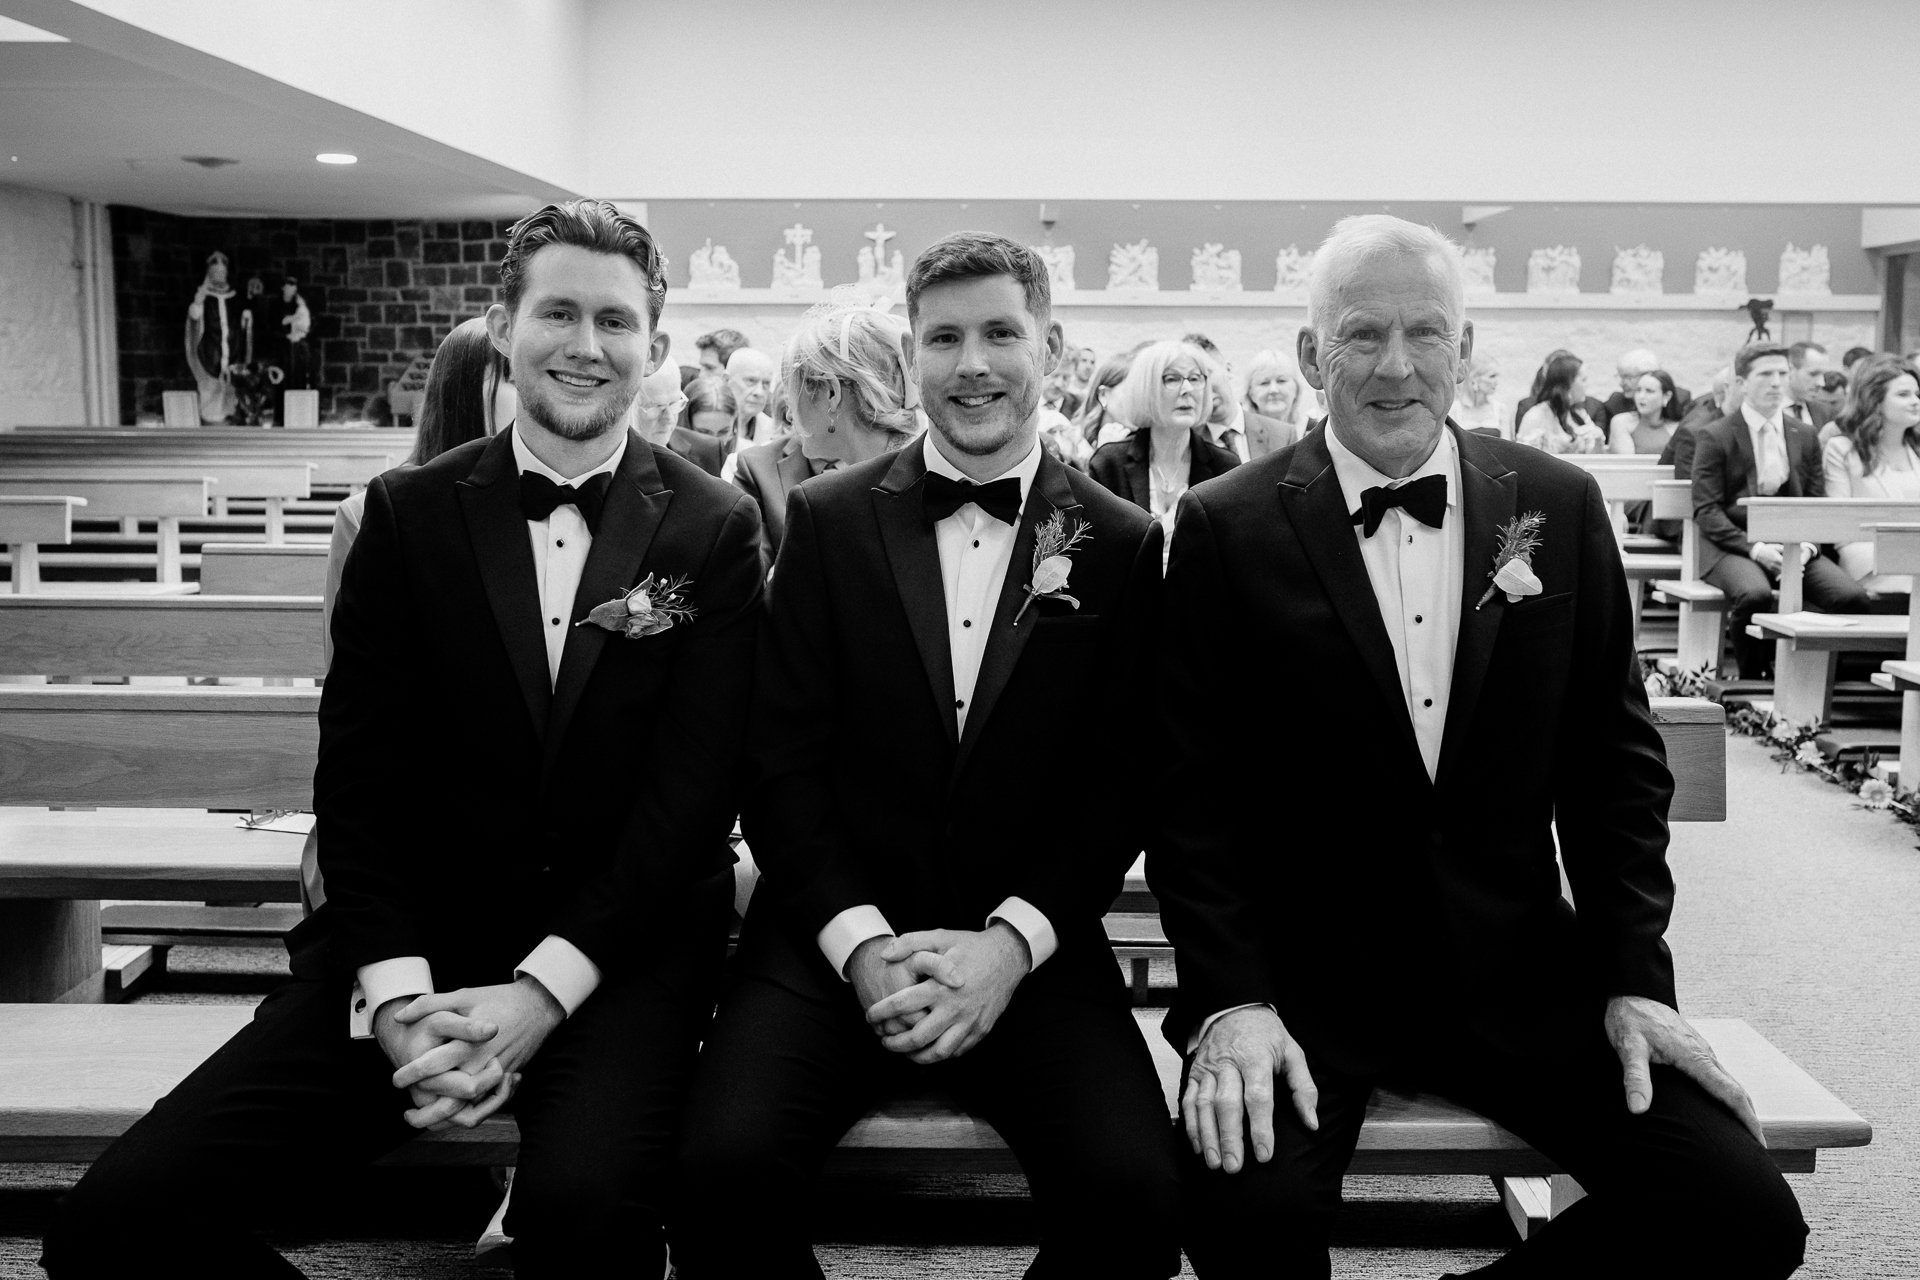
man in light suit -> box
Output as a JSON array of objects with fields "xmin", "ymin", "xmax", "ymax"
[{"xmin": 1157, "ymin": 215, "xmax": 1805, "ymax": 1279}]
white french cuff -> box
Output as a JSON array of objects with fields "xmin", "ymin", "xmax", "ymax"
[
  {"xmin": 986, "ymin": 897, "xmax": 1056, "ymax": 969},
  {"xmin": 818, "ymin": 904, "xmax": 895, "ymax": 981},
  {"xmin": 1187, "ymin": 1002, "xmax": 1276, "ymax": 1054},
  {"xmin": 350, "ymin": 956, "xmax": 434, "ymax": 1040},
  {"xmin": 515, "ymin": 935, "xmax": 602, "ymax": 1017}
]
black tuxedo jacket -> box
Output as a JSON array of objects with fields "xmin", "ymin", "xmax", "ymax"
[
  {"xmin": 732, "ymin": 434, "xmax": 814, "ymax": 563},
  {"xmin": 295, "ymin": 428, "xmax": 764, "ymax": 999},
  {"xmin": 1153, "ymin": 425, "xmax": 1676, "ymax": 1075},
  {"xmin": 740, "ymin": 443, "xmax": 1162, "ymax": 1000},
  {"xmin": 1086, "ymin": 428, "xmax": 1240, "ymax": 512},
  {"xmin": 1689, "ymin": 410, "xmax": 1824, "ymax": 573}
]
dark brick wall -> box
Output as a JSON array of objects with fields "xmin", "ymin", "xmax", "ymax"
[{"xmin": 112, "ymin": 206, "xmax": 512, "ymax": 424}]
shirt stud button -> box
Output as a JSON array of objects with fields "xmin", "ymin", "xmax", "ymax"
[
  {"xmin": 1414, "ymin": 614, "xmax": 1423, "ymax": 624},
  {"xmin": 955, "ymin": 698, "xmax": 965, "ymax": 708},
  {"xmin": 972, "ymin": 540, "xmax": 980, "ymax": 548},
  {"xmin": 1423, "ymin": 698, "xmax": 1433, "ymax": 708},
  {"xmin": 551, "ymin": 617, "xmax": 560, "ymax": 626},
  {"xmin": 963, "ymin": 619, "xmax": 972, "ymax": 628},
  {"xmin": 556, "ymin": 539, "xmax": 565, "ymax": 548}
]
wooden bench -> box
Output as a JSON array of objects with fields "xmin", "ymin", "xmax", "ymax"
[
  {"xmin": 1649, "ymin": 479, "xmax": 1730, "ymax": 673},
  {"xmin": 0, "ymin": 596, "xmax": 324, "ymax": 679},
  {"xmin": 198, "ymin": 544, "xmax": 329, "ymax": 597},
  {"xmin": 0, "ymin": 1002, "xmax": 1868, "ymax": 1243},
  {"xmin": 0, "ymin": 461, "xmax": 314, "ymax": 545},
  {"xmin": 1567, "ymin": 459, "xmax": 1681, "ymax": 638},
  {"xmin": 0, "ymin": 475, "xmax": 208, "ymax": 586},
  {"xmin": 0, "ymin": 495, "xmax": 86, "ymax": 594},
  {"xmin": 0, "ymin": 428, "xmax": 411, "ymax": 488},
  {"xmin": 1863, "ymin": 523, "xmax": 1920, "ymax": 791}
]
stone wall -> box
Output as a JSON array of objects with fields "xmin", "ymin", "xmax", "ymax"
[
  {"xmin": 112, "ymin": 207, "xmax": 513, "ymax": 423},
  {"xmin": 0, "ymin": 186, "xmax": 86, "ymax": 428}
]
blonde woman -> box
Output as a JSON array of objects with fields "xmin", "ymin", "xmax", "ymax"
[
  {"xmin": 1088, "ymin": 340, "xmax": 1238, "ymax": 539},
  {"xmin": 1452, "ymin": 351, "xmax": 1509, "ymax": 436},
  {"xmin": 1238, "ymin": 347, "xmax": 1311, "ymax": 448}
]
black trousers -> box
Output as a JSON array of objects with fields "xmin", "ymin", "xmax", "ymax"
[
  {"xmin": 42, "ymin": 971, "xmax": 708, "ymax": 1279},
  {"xmin": 1703, "ymin": 551, "xmax": 1874, "ymax": 678},
  {"xmin": 1179, "ymin": 1008, "xmax": 1807, "ymax": 1279},
  {"xmin": 673, "ymin": 963, "xmax": 1183, "ymax": 1279}
]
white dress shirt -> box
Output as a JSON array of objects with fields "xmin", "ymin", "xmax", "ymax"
[
  {"xmin": 813, "ymin": 433, "xmax": 1058, "ymax": 982},
  {"xmin": 348, "ymin": 427, "xmax": 625, "ymax": 1037},
  {"xmin": 1740, "ymin": 401, "xmax": 1791, "ymax": 495},
  {"xmin": 1208, "ymin": 404, "xmax": 1252, "ymax": 464}
]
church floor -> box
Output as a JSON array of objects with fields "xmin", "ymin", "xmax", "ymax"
[{"xmin": 1, "ymin": 730, "xmax": 1914, "ymax": 1277}]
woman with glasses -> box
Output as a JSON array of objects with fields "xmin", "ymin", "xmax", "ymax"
[{"xmin": 1088, "ymin": 341, "xmax": 1238, "ymax": 542}]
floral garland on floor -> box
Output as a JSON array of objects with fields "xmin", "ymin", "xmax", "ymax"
[{"xmin": 1640, "ymin": 658, "xmax": 1904, "ymax": 819}]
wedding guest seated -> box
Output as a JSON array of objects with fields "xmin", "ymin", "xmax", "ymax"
[
  {"xmin": 1812, "ymin": 370, "xmax": 1850, "ymax": 444},
  {"xmin": 674, "ymin": 376, "xmax": 734, "ymax": 477},
  {"xmin": 1450, "ymin": 350, "xmax": 1508, "ymax": 437},
  {"xmin": 1844, "ymin": 346, "xmax": 1874, "ymax": 377},
  {"xmin": 1823, "ymin": 354, "xmax": 1920, "ymax": 604},
  {"xmin": 1608, "ymin": 368, "xmax": 1684, "ymax": 454},
  {"xmin": 1077, "ymin": 348, "xmax": 1142, "ymax": 450},
  {"xmin": 1516, "ymin": 352, "xmax": 1607, "ymax": 453},
  {"xmin": 1694, "ymin": 341, "xmax": 1872, "ymax": 679},
  {"xmin": 1088, "ymin": 340, "xmax": 1239, "ymax": 538},
  {"xmin": 1788, "ymin": 340, "xmax": 1834, "ymax": 426},
  {"xmin": 1199, "ymin": 349, "xmax": 1289, "ymax": 462},
  {"xmin": 1064, "ymin": 341, "xmax": 1097, "ymax": 410},
  {"xmin": 636, "ymin": 361, "xmax": 689, "ymax": 446},
  {"xmin": 695, "ymin": 326, "xmax": 749, "ymax": 374},
  {"xmin": 1511, "ymin": 347, "xmax": 1593, "ymax": 433},
  {"xmin": 1240, "ymin": 347, "xmax": 1312, "ymax": 445},
  {"xmin": 1665, "ymin": 364, "xmax": 1742, "ymax": 476},
  {"xmin": 1595, "ymin": 346, "xmax": 1689, "ymax": 429}
]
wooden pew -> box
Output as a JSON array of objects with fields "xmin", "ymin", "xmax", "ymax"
[
  {"xmin": 1865, "ymin": 523, "xmax": 1920, "ymax": 793},
  {"xmin": 0, "ymin": 461, "xmax": 314, "ymax": 544},
  {"xmin": 198, "ymin": 544, "xmax": 329, "ymax": 597},
  {"xmin": 1742, "ymin": 497, "xmax": 1920, "ymax": 725},
  {"xmin": 0, "ymin": 496, "xmax": 86, "ymax": 594},
  {"xmin": 0, "ymin": 475, "xmax": 207, "ymax": 586},
  {"xmin": 0, "ymin": 596, "xmax": 324, "ymax": 678},
  {"xmin": 1566, "ymin": 459, "xmax": 1680, "ymax": 638},
  {"xmin": 1649, "ymin": 479, "xmax": 1729, "ymax": 673}
]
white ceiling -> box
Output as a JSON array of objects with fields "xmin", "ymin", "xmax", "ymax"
[{"xmin": 0, "ymin": 11, "xmax": 575, "ymax": 217}]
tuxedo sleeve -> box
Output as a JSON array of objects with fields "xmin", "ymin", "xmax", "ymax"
[
  {"xmin": 1690, "ymin": 430, "xmax": 1752, "ymax": 558},
  {"xmin": 743, "ymin": 487, "xmax": 888, "ymax": 945},
  {"xmin": 1150, "ymin": 494, "xmax": 1281, "ymax": 1045},
  {"xmin": 542, "ymin": 494, "xmax": 765, "ymax": 976},
  {"xmin": 1554, "ymin": 476, "xmax": 1678, "ymax": 1007}
]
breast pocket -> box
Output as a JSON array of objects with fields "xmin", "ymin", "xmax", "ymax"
[{"xmin": 1500, "ymin": 591, "xmax": 1574, "ymax": 635}]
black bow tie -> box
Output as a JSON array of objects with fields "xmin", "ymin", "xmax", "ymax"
[
  {"xmin": 923, "ymin": 472, "xmax": 1023, "ymax": 527},
  {"xmin": 1351, "ymin": 474, "xmax": 1447, "ymax": 538},
  {"xmin": 519, "ymin": 470, "xmax": 613, "ymax": 534}
]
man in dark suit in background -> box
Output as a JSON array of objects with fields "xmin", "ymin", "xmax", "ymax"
[
  {"xmin": 1157, "ymin": 215, "xmax": 1804, "ymax": 1279},
  {"xmin": 1186, "ymin": 332, "xmax": 1294, "ymax": 460},
  {"xmin": 1693, "ymin": 341, "xmax": 1870, "ymax": 679},
  {"xmin": 43, "ymin": 201, "xmax": 764, "ymax": 1279},
  {"xmin": 733, "ymin": 432, "xmax": 823, "ymax": 564},
  {"xmin": 675, "ymin": 233, "xmax": 1180, "ymax": 1278},
  {"xmin": 1786, "ymin": 340, "xmax": 1835, "ymax": 428}
]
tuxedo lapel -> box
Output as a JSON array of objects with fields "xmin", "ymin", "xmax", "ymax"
[
  {"xmin": 544, "ymin": 433, "xmax": 673, "ymax": 778},
  {"xmin": 1436, "ymin": 427, "xmax": 1517, "ymax": 787},
  {"xmin": 872, "ymin": 446, "xmax": 958, "ymax": 744},
  {"xmin": 951, "ymin": 451, "xmax": 1080, "ymax": 783},
  {"xmin": 1275, "ymin": 429, "xmax": 1422, "ymax": 766},
  {"xmin": 1726, "ymin": 414, "xmax": 1757, "ymax": 497},
  {"xmin": 456, "ymin": 430, "xmax": 552, "ymax": 737}
]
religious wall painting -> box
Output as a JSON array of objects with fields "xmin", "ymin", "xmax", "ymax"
[
  {"xmin": 1694, "ymin": 248, "xmax": 1748, "ymax": 296},
  {"xmin": 1107, "ymin": 241, "xmax": 1159, "ymax": 291},
  {"xmin": 1190, "ymin": 243, "xmax": 1242, "ymax": 292},
  {"xmin": 1610, "ymin": 245, "xmax": 1664, "ymax": 296},
  {"xmin": 1457, "ymin": 246, "xmax": 1496, "ymax": 296},
  {"xmin": 1526, "ymin": 246, "xmax": 1582, "ymax": 295},
  {"xmin": 1031, "ymin": 245, "xmax": 1076, "ymax": 293},
  {"xmin": 771, "ymin": 224, "xmax": 824, "ymax": 292},
  {"xmin": 1273, "ymin": 245, "xmax": 1314, "ymax": 299},
  {"xmin": 1778, "ymin": 243, "xmax": 1831, "ymax": 295},
  {"xmin": 687, "ymin": 239, "xmax": 742, "ymax": 291}
]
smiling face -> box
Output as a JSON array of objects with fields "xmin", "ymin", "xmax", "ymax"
[
  {"xmin": 1298, "ymin": 250, "xmax": 1470, "ymax": 476},
  {"xmin": 908, "ymin": 274, "xmax": 1061, "ymax": 469},
  {"xmin": 1744, "ymin": 355, "xmax": 1791, "ymax": 416},
  {"xmin": 489, "ymin": 243, "xmax": 664, "ymax": 444},
  {"xmin": 1633, "ymin": 373, "xmax": 1669, "ymax": 420},
  {"xmin": 1883, "ymin": 373, "xmax": 1920, "ymax": 431}
]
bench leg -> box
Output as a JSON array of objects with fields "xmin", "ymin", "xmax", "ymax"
[
  {"xmin": 1772, "ymin": 646, "xmax": 1837, "ymax": 726},
  {"xmin": 120, "ymin": 516, "xmax": 139, "ymax": 539},
  {"xmin": 1675, "ymin": 602, "xmax": 1725, "ymax": 675},
  {"xmin": 9, "ymin": 542, "xmax": 38, "ymax": 594},
  {"xmin": 0, "ymin": 900, "xmax": 103, "ymax": 1002},
  {"xmin": 156, "ymin": 517, "xmax": 181, "ymax": 584},
  {"xmin": 1130, "ymin": 957, "xmax": 1150, "ymax": 1005},
  {"xmin": 265, "ymin": 498, "xmax": 285, "ymax": 545},
  {"xmin": 1901, "ymin": 691, "xmax": 1920, "ymax": 799}
]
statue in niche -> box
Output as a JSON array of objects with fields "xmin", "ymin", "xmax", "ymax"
[
  {"xmin": 1107, "ymin": 240, "xmax": 1159, "ymax": 291},
  {"xmin": 1031, "ymin": 245, "xmax": 1076, "ymax": 293},
  {"xmin": 269, "ymin": 276, "xmax": 314, "ymax": 427},
  {"xmin": 1526, "ymin": 246, "xmax": 1582, "ymax": 295},
  {"xmin": 687, "ymin": 239, "xmax": 741, "ymax": 290},
  {"xmin": 1694, "ymin": 248, "xmax": 1747, "ymax": 295},
  {"xmin": 856, "ymin": 224, "xmax": 905, "ymax": 296},
  {"xmin": 185, "ymin": 250, "xmax": 238, "ymax": 422},
  {"xmin": 771, "ymin": 224, "xmax": 823, "ymax": 291},
  {"xmin": 1273, "ymin": 245, "xmax": 1314, "ymax": 297},
  {"xmin": 1778, "ymin": 243, "xmax": 1831, "ymax": 295},
  {"xmin": 1190, "ymin": 243, "xmax": 1242, "ymax": 292},
  {"xmin": 1611, "ymin": 245, "xmax": 1664, "ymax": 295},
  {"xmin": 1457, "ymin": 245, "xmax": 1496, "ymax": 295}
]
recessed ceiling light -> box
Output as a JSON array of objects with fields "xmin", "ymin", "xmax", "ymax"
[{"xmin": 316, "ymin": 153, "xmax": 357, "ymax": 165}]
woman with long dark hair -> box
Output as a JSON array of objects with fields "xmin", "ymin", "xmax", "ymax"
[
  {"xmin": 1824, "ymin": 353, "xmax": 1920, "ymax": 595},
  {"xmin": 1516, "ymin": 352, "xmax": 1606, "ymax": 453},
  {"xmin": 1605, "ymin": 369, "xmax": 1684, "ymax": 454}
]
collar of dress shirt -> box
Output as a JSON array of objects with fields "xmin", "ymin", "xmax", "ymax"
[
  {"xmin": 1740, "ymin": 400, "xmax": 1784, "ymax": 436},
  {"xmin": 1324, "ymin": 419, "xmax": 1459, "ymax": 522},
  {"xmin": 1208, "ymin": 401, "xmax": 1246, "ymax": 447},
  {"xmin": 511, "ymin": 423, "xmax": 628, "ymax": 488},
  {"xmin": 922, "ymin": 429, "xmax": 1043, "ymax": 508}
]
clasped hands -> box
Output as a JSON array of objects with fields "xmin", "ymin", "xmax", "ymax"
[
  {"xmin": 372, "ymin": 976, "xmax": 565, "ymax": 1131},
  {"xmin": 1751, "ymin": 541, "xmax": 1818, "ymax": 574},
  {"xmin": 850, "ymin": 923, "xmax": 1031, "ymax": 1064},
  {"xmin": 1183, "ymin": 994, "xmax": 1764, "ymax": 1176}
]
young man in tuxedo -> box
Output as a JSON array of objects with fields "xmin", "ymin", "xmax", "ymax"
[
  {"xmin": 42, "ymin": 200, "xmax": 764, "ymax": 1278},
  {"xmin": 673, "ymin": 233, "xmax": 1181, "ymax": 1278},
  {"xmin": 1155, "ymin": 215, "xmax": 1805, "ymax": 1278}
]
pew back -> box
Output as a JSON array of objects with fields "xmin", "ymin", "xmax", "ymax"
[
  {"xmin": 0, "ymin": 596, "xmax": 324, "ymax": 678},
  {"xmin": 0, "ymin": 476, "xmax": 207, "ymax": 521},
  {"xmin": 198, "ymin": 544, "xmax": 328, "ymax": 596},
  {"xmin": 0, "ymin": 497, "xmax": 85, "ymax": 547}
]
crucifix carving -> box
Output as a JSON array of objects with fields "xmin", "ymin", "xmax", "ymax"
[{"xmin": 865, "ymin": 223, "xmax": 895, "ymax": 261}]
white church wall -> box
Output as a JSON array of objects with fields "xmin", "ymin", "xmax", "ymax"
[{"xmin": 0, "ymin": 185, "xmax": 86, "ymax": 427}]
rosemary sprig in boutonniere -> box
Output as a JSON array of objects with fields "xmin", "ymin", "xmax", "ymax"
[
  {"xmin": 576, "ymin": 573, "xmax": 697, "ymax": 638},
  {"xmin": 1474, "ymin": 511, "xmax": 1546, "ymax": 610},
  {"xmin": 1012, "ymin": 510, "xmax": 1093, "ymax": 625}
]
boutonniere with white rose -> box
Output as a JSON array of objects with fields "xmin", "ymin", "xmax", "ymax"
[
  {"xmin": 1013, "ymin": 510, "xmax": 1093, "ymax": 625},
  {"xmin": 576, "ymin": 573, "xmax": 696, "ymax": 639},
  {"xmin": 1474, "ymin": 511, "xmax": 1546, "ymax": 610}
]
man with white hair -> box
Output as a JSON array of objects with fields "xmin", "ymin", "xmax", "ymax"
[
  {"xmin": 724, "ymin": 347, "xmax": 778, "ymax": 454},
  {"xmin": 1153, "ymin": 213, "xmax": 1806, "ymax": 1277}
]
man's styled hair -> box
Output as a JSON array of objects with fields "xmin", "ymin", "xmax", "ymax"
[
  {"xmin": 1308, "ymin": 215, "xmax": 1464, "ymax": 337},
  {"xmin": 1788, "ymin": 340, "xmax": 1827, "ymax": 368},
  {"xmin": 907, "ymin": 232, "xmax": 1051, "ymax": 328},
  {"xmin": 1182, "ymin": 332, "xmax": 1221, "ymax": 357},
  {"xmin": 499, "ymin": 199, "xmax": 666, "ymax": 327},
  {"xmin": 1844, "ymin": 346, "xmax": 1874, "ymax": 370},
  {"xmin": 1734, "ymin": 341, "xmax": 1792, "ymax": 377},
  {"xmin": 697, "ymin": 328, "xmax": 750, "ymax": 364}
]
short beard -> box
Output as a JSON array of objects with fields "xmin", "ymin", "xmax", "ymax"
[
  {"xmin": 519, "ymin": 378, "xmax": 635, "ymax": 442},
  {"xmin": 925, "ymin": 383, "xmax": 1039, "ymax": 457}
]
